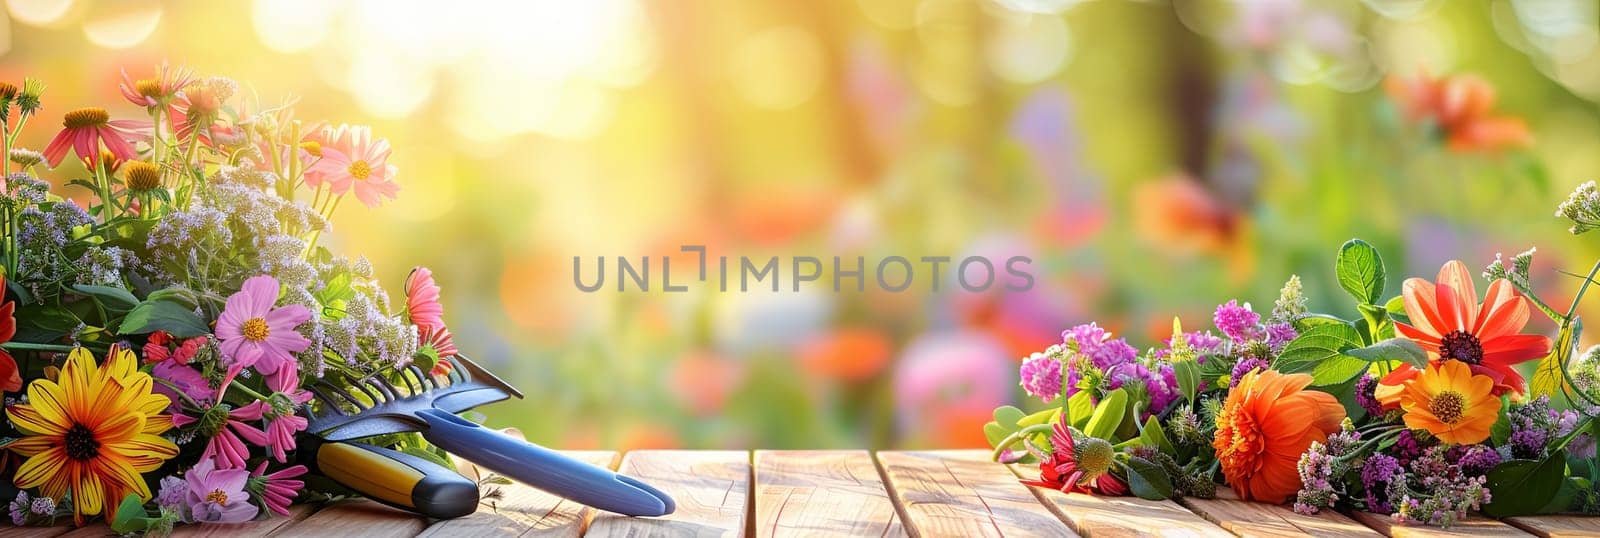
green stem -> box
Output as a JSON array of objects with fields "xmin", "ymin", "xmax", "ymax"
[
  {"xmin": 0, "ymin": 342, "xmax": 78, "ymax": 352},
  {"xmin": 229, "ymin": 379, "xmax": 270, "ymax": 402},
  {"xmin": 990, "ymin": 423, "xmax": 1055, "ymax": 462},
  {"xmin": 1564, "ymin": 260, "xmax": 1600, "ymax": 320}
]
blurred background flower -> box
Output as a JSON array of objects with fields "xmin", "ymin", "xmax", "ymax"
[{"xmin": 4, "ymin": 0, "xmax": 1600, "ymax": 448}]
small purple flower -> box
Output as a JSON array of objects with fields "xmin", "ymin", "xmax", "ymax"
[
  {"xmin": 1355, "ymin": 375, "xmax": 1384, "ymax": 418},
  {"xmin": 1265, "ymin": 322, "xmax": 1297, "ymax": 351},
  {"xmin": 1393, "ymin": 429, "xmax": 1430, "ymax": 466},
  {"xmin": 1510, "ymin": 429, "xmax": 1548, "ymax": 460},
  {"xmin": 156, "ymin": 475, "xmax": 187, "ymax": 511},
  {"xmin": 1361, "ymin": 454, "xmax": 1405, "ymax": 514},
  {"xmin": 1213, "ymin": 300, "xmax": 1262, "ymax": 342},
  {"xmin": 1230, "ymin": 358, "xmax": 1270, "ymax": 388},
  {"xmin": 1019, "ymin": 354, "xmax": 1063, "ymax": 403},
  {"xmin": 9, "ymin": 491, "xmax": 28, "ymax": 526},
  {"xmin": 1454, "ymin": 445, "xmax": 1502, "ymax": 476}
]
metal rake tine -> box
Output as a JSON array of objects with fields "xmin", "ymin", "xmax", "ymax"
[
  {"xmin": 308, "ymin": 383, "xmax": 364, "ymax": 414},
  {"xmin": 346, "ymin": 374, "xmax": 383, "ymax": 404},
  {"xmin": 365, "ymin": 375, "xmax": 400, "ymax": 401}
]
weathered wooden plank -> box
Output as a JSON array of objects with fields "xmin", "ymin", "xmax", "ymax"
[
  {"xmin": 1349, "ymin": 511, "xmax": 1531, "ymax": 537},
  {"xmin": 170, "ymin": 503, "xmax": 320, "ymax": 537},
  {"xmin": 1177, "ymin": 487, "xmax": 1377, "ymax": 538},
  {"xmin": 0, "ymin": 525, "xmax": 71, "ymax": 537},
  {"xmin": 753, "ymin": 450, "xmax": 903, "ymax": 537},
  {"xmin": 1004, "ymin": 463, "xmax": 1227, "ymax": 538},
  {"xmin": 586, "ymin": 450, "xmax": 750, "ymax": 538},
  {"xmin": 418, "ymin": 451, "xmax": 619, "ymax": 538},
  {"xmin": 275, "ymin": 499, "xmax": 428, "ymax": 537},
  {"xmin": 1504, "ymin": 515, "xmax": 1600, "ymax": 538},
  {"xmin": 53, "ymin": 524, "xmax": 109, "ymax": 537},
  {"xmin": 877, "ymin": 450, "xmax": 1075, "ymax": 537}
]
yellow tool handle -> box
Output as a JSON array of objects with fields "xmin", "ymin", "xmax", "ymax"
[{"xmin": 306, "ymin": 438, "xmax": 479, "ymax": 519}]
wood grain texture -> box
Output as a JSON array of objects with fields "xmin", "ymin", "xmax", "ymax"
[
  {"xmin": 0, "ymin": 526, "xmax": 71, "ymax": 537},
  {"xmin": 418, "ymin": 451, "xmax": 619, "ymax": 538},
  {"xmin": 752, "ymin": 450, "xmax": 903, "ymax": 537},
  {"xmin": 586, "ymin": 450, "xmax": 750, "ymax": 538},
  {"xmin": 1349, "ymin": 511, "xmax": 1531, "ymax": 537},
  {"xmin": 1005, "ymin": 464, "xmax": 1227, "ymax": 538},
  {"xmin": 274, "ymin": 499, "xmax": 428, "ymax": 537},
  {"xmin": 1177, "ymin": 487, "xmax": 1377, "ymax": 538},
  {"xmin": 1504, "ymin": 515, "xmax": 1600, "ymax": 538},
  {"xmin": 171, "ymin": 503, "xmax": 320, "ymax": 537},
  {"xmin": 877, "ymin": 450, "xmax": 1075, "ymax": 538}
]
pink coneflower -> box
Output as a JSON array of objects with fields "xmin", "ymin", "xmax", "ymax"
[
  {"xmin": 1020, "ymin": 415, "xmax": 1128, "ymax": 495},
  {"xmin": 248, "ymin": 462, "xmax": 306, "ymax": 517},
  {"xmin": 242, "ymin": 363, "xmax": 312, "ymax": 463},
  {"xmin": 175, "ymin": 399, "xmax": 269, "ymax": 470},
  {"xmin": 184, "ymin": 458, "xmax": 258, "ymax": 523},
  {"xmin": 119, "ymin": 63, "xmax": 192, "ymax": 109},
  {"xmin": 216, "ymin": 275, "xmax": 312, "ymax": 379},
  {"xmin": 42, "ymin": 108, "xmax": 148, "ymax": 168},
  {"xmin": 306, "ymin": 124, "xmax": 399, "ymax": 207}
]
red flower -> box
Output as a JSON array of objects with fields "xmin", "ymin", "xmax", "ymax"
[
  {"xmin": 1386, "ymin": 71, "xmax": 1531, "ymax": 153},
  {"xmin": 1379, "ymin": 260, "xmax": 1552, "ymax": 405},
  {"xmin": 1020, "ymin": 415, "xmax": 1127, "ymax": 495},
  {"xmin": 0, "ymin": 274, "xmax": 20, "ymax": 392}
]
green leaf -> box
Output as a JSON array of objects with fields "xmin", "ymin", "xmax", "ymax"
[
  {"xmin": 1490, "ymin": 394, "xmax": 1514, "ymax": 445},
  {"xmin": 1275, "ymin": 323, "xmax": 1368, "ymax": 385},
  {"xmin": 1538, "ymin": 477, "xmax": 1581, "ymax": 514},
  {"xmin": 145, "ymin": 287, "xmax": 199, "ymax": 310},
  {"xmin": 1067, "ymin": 391, "xmax": 1094, "ymax": 429},
  {"xmin": 994, "ymin": 406, "xmax": 1025, "ymax": 428},
  {"xmin": 1530, "ymin": 317, "xmax": 1581, "ymax": 402},
  {"xmin": 1344, "ymin": 338, "xmax": 1428, "ymax": 370},
  {"xmin": 1336, "ymin": 239, "xmax": 1386, "ymax": 305},
  {"xmin": 118, "ymin": 299, "xmax": 209, "ymax": 337},
  {"xmin": 1483, "ymin": 454, "xmax": 1567, "ymax": 518},
  {"xmin": 1290, "ymin": 313, "xmax": 1346, "ymax": 333},
  {"xmin": 71, "ymin": 284, "xmax": 139, "ymax": 314},
  {"xmin": 108, "ymin": 494, "xmax": 150, "ymax": 534},
  {"xmin": 1384, "ymin": 295, "xmax": 1406, "ymax": 318},
  {"xmin": 1018, "ymin": 407, "xmax": 1058, "ymax": 428},
  {"xmin": 1123, "ymin": 457, "xmax": 1175, "ymax": 500},
  {"xmin": 1139, "ymin": 415, "xmax": 1175, "ymax": 454},
  {"xmin": 12, "ymin": 304, "xmax": 81, "ymax": 342},
  {"xmin": 1084, "ymin": 389, "xmax": 1127, "ymax": 441},
  {"xmin": 1173, "ymin": 359, "xmax": 1201, "ymax": 404},
  {"xmin": 983, "ymin": 421, "xmax": 1008, "ymax": 447}
]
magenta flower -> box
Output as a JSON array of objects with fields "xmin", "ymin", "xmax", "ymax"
[
  {"xmin": 243, "ymin": 364, "xmax": 312, "ymax": 463},
  {"xmin": 183, "ymin": 459, "xmax": 259, "ymax": 523},
  {"xmin": 151, "ymin": 361, "xmax": 215, "ymax": 410},
  {"xmin": 175, "ymin": 375, "xmax": 270, "ymax": 470},
  {"xmin": 249, "ymin": 462, "xmax": 307, "ymax": 517},
  {"xmin": 1019, "ymin": 352, "xmax": 1063, "ymax": 403},
  {"xmin": 216, "ymin": 275, "xmax": 312, "ymax": 378}
]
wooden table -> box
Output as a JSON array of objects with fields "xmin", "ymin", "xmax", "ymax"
[{"xmin": 3, "ymin": 450, "xmax": 1593, "ymax": 537}]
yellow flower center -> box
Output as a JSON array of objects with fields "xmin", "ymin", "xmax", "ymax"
[
  {"xmin": 206, "ymin": 489, "xmax": 230, "ymax": 505},
  {"xmin": 1430, "ymin": 390, "xmax": 1466, "ymax": 424},
  {"xmin": 63, "ymin": 107, "xmax": 110, "ymax": 129},
  {"xmin": 135, "ymin": 79, "xmax": 164, "ymax": 98},
  {"xmin": 242, "ymin": 317, "xmax": 271, "ymax": 342},
  {"xmin": 63, "ymin": 423, "xmax": 100, "ymax": 460},
  {"xmin": 300, "ymin": 140, "xmax": 323, "ymax": 158},
  {"xmin": 1075, "ymin": 437, "xmax": 1115, "ymax": 477},
  {"xmin": 348, "ymin": 160, "xmax": 371, "ymax": 180},
  {"xmin": 124, "ymin": 161, "xmax": 161, "ymax": 191}
]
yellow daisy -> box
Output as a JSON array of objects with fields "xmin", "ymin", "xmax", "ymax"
[
  {"xmin": 5, "ymin": 346, "xmax": 178, "ymax": 524},
  {"xmin": 1397, "ymin": 359, "xmax": 1501, "ymax": 445}
]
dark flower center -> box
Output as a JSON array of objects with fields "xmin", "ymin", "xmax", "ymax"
[
  {"xmin": 1438, "ymin": 330, "xmax": 1484, "ymax": 365},
  {"xmin": 63, "ymin": 423, "xmax": 100, "ymax": 460},
  {"xmin": 1430, "ymin": 390, "xmax": 1466, "ymax": 424}
]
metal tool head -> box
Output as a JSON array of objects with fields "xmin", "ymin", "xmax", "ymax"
[{"xmin": 305, "ymin": 355, "xmax": 525, "ymax": 442}]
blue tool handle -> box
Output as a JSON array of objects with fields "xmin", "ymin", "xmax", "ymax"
[{"xmin": 415, "ymin": 408, "xmax": 675, "ymax": 517}]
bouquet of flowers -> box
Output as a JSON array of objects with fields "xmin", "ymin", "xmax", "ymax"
[
  {"xmin": 0, "ymin": 64, "xmax": 466, "ymax": 532},
  {"xmin": 988, "ymin": 188, "xmax": 1600, "ymax": 528}
]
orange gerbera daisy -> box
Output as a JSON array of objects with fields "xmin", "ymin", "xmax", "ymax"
[
  {"xmin": 1213, "ymin": 369, "xmax": 1345, "ymax": 504},
  {"xmin": 1378, "ymin": 260, "xmax": 1552, "ymax": 408},
  {"xmin": 5, "ymin": 347, "xmax": 178, "ymax": 524},
  {"xmin": 1397, "ymin": 360, "xmax": 1500, "ymax": 445}
]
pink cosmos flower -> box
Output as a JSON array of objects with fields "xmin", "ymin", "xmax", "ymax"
[
  {"xmin": 306, "ymin": 124, "xmax": 398, "ymax": 207},
  {"xmin": 216, "ymin": 275, "xmax": 312, "ymax": 379},
  {"xmin": 249, "ymin": 462, "xmax": 307, "ymax": 517},
  {"xmin": 42, "ymin": 108, "xmax": 150, "ymax": 168},
  {"xmin": 184, "ymin": 459, "xmax": 258, "ymax": 523}
]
